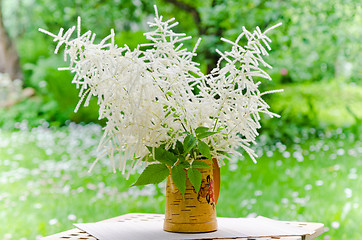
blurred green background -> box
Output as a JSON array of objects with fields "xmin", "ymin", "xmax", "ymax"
[{"xmin": 0, "ymin": 0, "xmax": 361, "ymax": 239}]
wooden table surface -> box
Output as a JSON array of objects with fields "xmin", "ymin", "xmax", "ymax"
[{"xmin": 41, "ymin": 213, "xmax": 325, "ymax": 240}]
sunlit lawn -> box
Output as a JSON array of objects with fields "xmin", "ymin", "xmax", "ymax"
[{"xmin": 0, "ymin": 123, "xmax": 361, "ymax": 240}]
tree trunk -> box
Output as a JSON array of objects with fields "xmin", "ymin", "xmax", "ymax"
[{"xmin": 0, "ymin": 0, "xmax": 22, "ymax": 80}]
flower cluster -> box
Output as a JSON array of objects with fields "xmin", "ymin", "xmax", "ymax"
[{"xmin": 39, "ymin": 6, "xmax": 282, "ymax": 178}]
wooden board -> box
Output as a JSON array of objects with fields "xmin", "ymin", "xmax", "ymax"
[{"xmin": 41, "ymin": 213, "xmax": 324, "ymax": 240}]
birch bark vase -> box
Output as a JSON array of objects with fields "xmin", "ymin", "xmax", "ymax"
[{"xmin": 164, "ymin": 158, "xmax": 220, "ymax": 233}]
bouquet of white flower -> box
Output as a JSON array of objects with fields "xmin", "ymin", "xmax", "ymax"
[{"xmin": 39, "ymin": 6, "xmax": 282, "ymax": 197}]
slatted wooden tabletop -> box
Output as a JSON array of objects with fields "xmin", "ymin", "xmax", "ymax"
[{"xmin": 41, "ymin": 213, "xmax": 325, "ymax": 240}]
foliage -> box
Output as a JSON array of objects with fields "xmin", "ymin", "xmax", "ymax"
[
  {"xmin": 0, "ymin": 54, "xmax": 102, "ymax": 129},
  {"xmin": 3, "ymin": 0, "xmax": 155, "ymax": 39},
  {"xmin": 161, "ymin": 0, "xmax": 362, "ymax": 82},
  {"xmin": 134, "ymin": 129, "xmax": 215, "ymax": 196},
  {"xmin": 260, "ymin": 81, "xmax": 362, "ymax": 143},
  {"xmin": 0, "ymin": 97, "xmax": 56, "ymax": 129},
  {"xmin": 27, "ymin": 55, "xmax": 101, "ymax": 123},
  {"xmin": 4, "ymin": 0, "xmax": 361, "ymax": 83},
  {"xmin": 0, "ymin": 0, "xmax": 157, "ymax": 128}
]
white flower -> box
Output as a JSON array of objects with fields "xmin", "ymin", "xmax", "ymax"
[
  {"xmin": 39, "ymin": 5, "xmax": 282, "ymax": 176},
  {"xmin": 331, "ymin": 221, "xmax": 340, "ymax": 229},
  {"xmin": 68, "ymin": 214, "xmax": 77, "ymax": 221},
  {"xmin": 344, "ymin": 188, "xmax": 352, "ymax": 198},
  {"xmin": 304, "ymin": 184, "xmax": 312, "ymax": 191},
  {"xmin": 315, "ymin": 180, "xmax": 324, "ymax": 186},
  {"xmin": 48, "ymin": 218, "xmax": 58, "ymax": 225},
  {"xmin": 254, "ymin": 190, "xmax": 263, "ymax": 196}
]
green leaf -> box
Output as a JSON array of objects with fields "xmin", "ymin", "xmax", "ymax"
[
  {"xmin": 154, "ymin": 147, "xmax": 177, "ymax": 166},
  {"xmin": 178, "ymin": 161, "xmax": 190, "ymax": 169},
  {"xmin": 141, "ymin": 154, "xmax": 148, "ymax": 161},
  {"xmin": 141, "ymin": 154, "xmax": 154, "ymax": 162},
  {"xmin": 171, "ymin": 165, "xmax": 186, "ymax": 197},
  {"xmin": 175, "ymin": 140, "xmax": 184, "ymax": 155},
  {"xmin": 132, "ymin": 164, "xmax": 170, "ymax": 186},
  {"xmin": 195, "ymin": 126, "xmax": 209, "ymax": 134},
  {"xmin": 146, "ymin": 146, "xmax": 153, "ymax": 153},
  {"xmin": 183, "ymin": 134, "xmax": 197, "ymax": 155},
  {"xmin": 217, "ymin": 150, "xmax": 229, "ymax": 156},
  {"xmin": 187, "ymin": 168, "xmax": 202, "ymax": 194},
  {"xmin": 196, "ymin": 131, "xmax": 218, "ymax": 139},
  {"xmin": 177, "ymin": 155, "xmax": 186, "ymax": 164},
  {"xmin": 198, "ymin": 140, "xmax": 212, "ymax": 159},
  {"xmin": 192, "ymin": 160, "xmax": 211, "ymax": 169}
]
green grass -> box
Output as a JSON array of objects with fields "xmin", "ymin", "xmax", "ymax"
[
  {"xmin": 0, "ymin": 124, "xmax": 361, "ymax": 240},
  {"xmin": 268, "ymin": 81, "xmax": 362, "ymax": 127}
]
